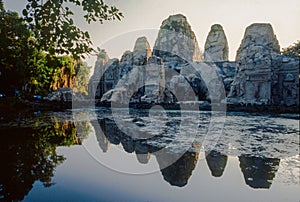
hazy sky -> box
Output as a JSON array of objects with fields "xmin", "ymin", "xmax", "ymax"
[{"xmin": 3, "ymin": 0, "xmax": 300, "ymax": 66}]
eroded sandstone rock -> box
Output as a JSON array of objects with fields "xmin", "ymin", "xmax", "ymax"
[
  {"xmin": 204, "ymin": 24, "xmax": 229, "ymax": 62},
  {"xmin": 153, "ymin": 14, "xmax": 201, "ymax": 70},
  {"xmin": 91, "ymin": 16, "xmax": 298, "ymax": 108},
  {"xmin": 228, "ymin": 23, "xmax": 281, "ymax": 104},
  {"xmin": 101, "ymin": 55, "xmax": 165, "ymax": 104},
  {"xmin": 133, "ymin": 36, "xmax": 152, "ymax": 64},
  {"xmin": 88, "ymin": 49, "xmax": 109, "ymax": 97}
]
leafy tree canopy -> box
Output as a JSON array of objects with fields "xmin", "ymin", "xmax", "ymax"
[
  {"xmin": 0, "ymin": 3, "xmax": 34, "ymax": 92},
  {"xmin": 282, "ymin": 40, "xmax": 300, "ymax": 57},
  {"xmin": 21, "ymin": 0, "xmax": 123, "ymax": 59}
]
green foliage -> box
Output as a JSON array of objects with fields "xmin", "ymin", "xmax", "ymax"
[
  {"xmin": 282, "ymin": 40, "xmax": 300, "ymax": 57},
  {"xmin": 29, "ymin": 53, "xmax": 91, "ymax": 96},
  {"xmin": 27, "ymin": 51, "xmax": 63, "ymax": 96},
  {"xmin": 0, "ymin": 5, "xmax": 33, "ymax": 92},
  {"xmin": 22, "ymin": 0, "xmax": 123, "ymax": 59},
  {"xmin": 0, "ymin": 2, "xmax": 106, "ymax": 96},
  {"xmin": 73, "ymin": 61, "xmax": 91, "ymax": 95}
]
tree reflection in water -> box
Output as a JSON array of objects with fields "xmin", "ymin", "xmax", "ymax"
[
  {"xmin": 0, "ymin": 109, "xmax": 294, "ymax": 201},
  {"xmin": 0, "ymin": 118, "xmax": 89, "ymax": 201}
]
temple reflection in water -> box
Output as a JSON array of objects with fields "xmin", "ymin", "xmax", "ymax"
[
  {"xmin": 0, "ymin": 109, "xmax": 297, "ymax": 201},
  {"xmin": 94, "ymin": 113, "xmax": 281, "ymax": 189}
]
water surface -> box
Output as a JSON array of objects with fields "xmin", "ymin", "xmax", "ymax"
[{"xmin": 0, "ymin": 108, "xmax": 299, "ymax": 201}]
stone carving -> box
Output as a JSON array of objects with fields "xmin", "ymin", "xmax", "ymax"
[
  {"xmin": 236, "ymin": 23, "xmax": 280, "ymax": 62},
  {"xmin": 153, "ymin": 14, "xmax": 201, "ymax": 70},
  {"xmin": 88, "ymin": 49, "xmax": 109, "ymax": 98},
  {"xmin": 228, "ymin": 23, "xmax": 299, "ymax": 106},
  {"xmin": 204, "ymin": 24, "xmax": 229, "ymax": 62},
  {"xmin": 133, "ymin": 36, "xmax": 152, "ymax": 65},
  {"xmin": 101, "ymin": 55, "xmax": 165, "ymax": 104},
  {"xmin": 90, "ymin": 15, "xmax": 298, "ymax": 108},
  {"xmin": 231, "ymin": 23, "xmax": 281, "ymax": 105}
]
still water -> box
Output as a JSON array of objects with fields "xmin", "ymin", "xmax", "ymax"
[{"xmin": 0, "ymin": 107, "xmax": 299, "ymax": 201}]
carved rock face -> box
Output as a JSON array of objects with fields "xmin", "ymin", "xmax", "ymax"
[
  {"xmin": 88, "ymin": 49, "xmax": 109, "ymax": 97},
  {"xmin": 101, "ymin": 55, "xmax": 165, "ymax": 104},
  {"xmin": 228, "ymin": 23, "xmax": 282, "ymax": 104},
  {"xmin": 204, "ymin": 24, "xmax": 229, "ymax": 62},
  {"xmin": 236, "ymin": 23, "xmax": 280, "ymax": 63},
  {"xmin": 153, "ymin": 14, "xmax": 201, "ymax": 66},
  {"xmin": 90, "ymin": 17, "xmax": 298, "ymax": 107},
  {"xmin": 133, "ymin": 36, "xmax": 152, "ymax": 66}
]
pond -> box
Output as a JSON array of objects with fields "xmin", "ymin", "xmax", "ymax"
[{"xmin": 0, "ymin": 107, "xmax": 299, "ymax": 201}]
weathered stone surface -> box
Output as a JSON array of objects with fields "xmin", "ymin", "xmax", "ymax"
[
  {"xmin": 96, "ymin": 37, "xmax": 153, "ymax": 101},
  {"xmin": 102, "ymin": 58, "xmax": 120, "ymax": 95},
  {"xmin": 228, "ymin": 25, "xmax": 299, "ymax": 106},
  {"xmin": 90, "ymin": 17, "xmax": 298, "ymax": 108},
  {"xmin": 101, "ymin": 55, "xmax": 165, "ymax": 104},
  {"xmin": 212, "ymin": 62, "xmax": 236, "ymax": 95},
  {"xmin": 272, "ymin": 56, "xmax": 299, "ymax": 106},
  {"xmin": 178, "ymin": 62, "xmax": 227, "ymax": 102},
  {"xmin": 142, "ymin": 56, "xmax": 165, "ymax": 102},
  {"xmin": 236, "ymin": 23, "xmax": 280, "ymax": 62},
  {"xmin": 227, "ymin": 23, "xmax": 296, "ymax": 105},
  {"xmin": 88, "ymin": 49, "xmax": 109, "ymax": 97},
  {"xmin": 133, "ymin": 36, "xmax": 152, "ymax": 64},
  {"xmin": 44, "ymin": 88, "xmax": 85, "ymax": 102},
  {"xmin": 119, "ymin": 50, "xmax": 134, "ymax": 79},
  {"xmin": 204, "ymin": 24, "xmax": 229, "ymax": 62},
  {"xmin": 153, "ymin": 14, "xmax": 201, "ymax": 70},
  {"xmin": 177, "ymin": 64, "xmax": 208, "ymax": 101}
]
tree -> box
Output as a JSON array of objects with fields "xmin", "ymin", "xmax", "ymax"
[
  {"xmin": 0, "ymin": 0, "xmax": 122, "ymax": 95},
  {"xmin": 21, "ymin": 0, "xmax": 123, "ymax": 59},
  {"xmin": 0, "ymin": 3, "xmax": 34, "ymax": 94},
  {"xmin": 282, "ymin": 40, "xmax": 300, "ymax": 57}
]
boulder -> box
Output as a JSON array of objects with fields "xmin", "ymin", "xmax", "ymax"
[
  {"xmin": 204, "ymin": 24, "xmax": 229, "ymax": 62},
  {"xmin": 44, "ymin": 88, "xmax": 85, "ymax": 102}
]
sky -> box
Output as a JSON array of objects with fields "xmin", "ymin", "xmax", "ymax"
[{"xmin": 3, "ymin": 0, "xmax": 300, "ymax": 67}]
